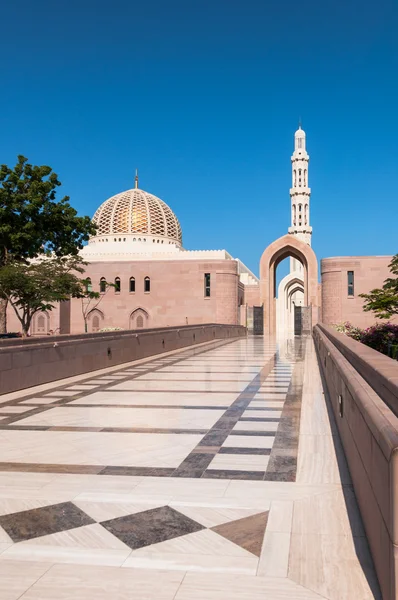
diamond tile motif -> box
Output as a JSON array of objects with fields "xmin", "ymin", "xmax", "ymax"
[
  {"xmin": 0, "ymin": 502, "xmax": 95, "ymax": 543},
  {"xmin": 101, "ymin": 505, "xmax": 204, "ymax": 550},
  {"xmin": 211, "ymin": 511, "xmax": 269, "ymax": 557}
]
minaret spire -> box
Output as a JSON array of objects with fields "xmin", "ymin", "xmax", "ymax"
[
  {"xmin": 134, "ymin": 169, "xmax": 139, "ymax": 189},
  {"xmin": 288, "ymin": 125, "xmax": 312, "ymax": 247}
]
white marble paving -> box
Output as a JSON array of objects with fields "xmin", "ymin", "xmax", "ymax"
[
  {"xmin": 16, "ymin": 406, "xmax": 224, "ymax": 429},
  {"xmin": 222, "ymin": 435, "xmax": 275, "ymax": 449},
  {"xmin": 0, "ymin": 336, "xmax": 380, "ymax": 599},
  {"xmin": 208, "ymin": 453, "xmax": 270, "ymax": 472}
]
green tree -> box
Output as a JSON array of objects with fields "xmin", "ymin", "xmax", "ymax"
[
  {"xmin": 0, "ymin": 155, "xmax": 96, "ymax": 332},
  {"xmin": 80, "ymin": 278, "xmax": 114, "ymax": 333},
  {"xmin": 0, "ymin": 256, "xmax": 94, "ymax": 337},
  {"xmin": 359, "ymin": 254, "xmax": 398, "ymax": 319}
]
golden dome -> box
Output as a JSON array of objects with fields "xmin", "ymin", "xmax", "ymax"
[{"xmin": 92, "ymin": 188, "xmax": 182, "ymax": 245}]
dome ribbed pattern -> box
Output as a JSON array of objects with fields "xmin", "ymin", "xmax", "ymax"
[{"xmin": 92, "ymin": 188, "xmax": 182, "ymax": 245}]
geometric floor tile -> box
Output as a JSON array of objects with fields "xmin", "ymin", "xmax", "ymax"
[
  {"xmin": 172, "ymin": 506, "xmax": 264, "ymax": 528},
  {"xmin": 208, "ymin": 453, "xmax": 270, "ymax": 472},
  {"xmin": 212, "ymin": 511, "xmax": 269, "ymax": 557},
  {"xmin": 129, "ymin": 528, "xmax": 256, "ymax": 558},
  {"xmin": 73, "ymin": 501, "xmax": 162, "ymax": 523},
  {"xmin": 0, "ymin": 499, "xmax": 56, "ymax": 518},
  {"xmin": 101, "ymin": 506, "xmax": 204, "ymax": 550},
  {"xmin": 0, "ymin": 502, "xmax": 95, "ymax": 542},
  {"xmin": 20, "ymin": 523, "xmax": 130, "ymax": 550},
  {"xmin": 0, "ymin": 525, "xmax": 12, "ymax": 543}
]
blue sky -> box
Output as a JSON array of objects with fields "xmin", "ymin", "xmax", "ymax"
[{"xmin": 1, "ymin": 0, "xmax": 397, "ymax": 277}]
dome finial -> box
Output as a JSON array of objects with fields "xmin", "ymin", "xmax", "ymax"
[
  {"xmin": 135, "ymin": 169, "xmax": 139, "ymax": 189},
  {"xmin": 298, "ymin": 116, "xmax": 302, "ymax": 130}
]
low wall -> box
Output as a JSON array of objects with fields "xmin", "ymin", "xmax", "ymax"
[
  {"xmin": 0, "ymin": 324, "xmax": 246, "ymax": 395},
  {"xmin": 313, "ymin": 323, "xmax": 398, "ymax": 600}
]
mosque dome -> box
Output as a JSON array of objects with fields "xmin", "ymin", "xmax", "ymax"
[{"xmin": 92, "ymin": 187, "xmax": 182, "ymax": 246}]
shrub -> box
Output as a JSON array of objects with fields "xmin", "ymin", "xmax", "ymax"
[
  {"xmin": 99, "ymin": 327, "xmax": 123, "ymax": 332},
  {"xmin": 359, "ymin": 322, "xmax": 398, "ymax": 356},
  {"xmin": 334, "ymin": 322, "xmax": 363, "ymax": 341}
]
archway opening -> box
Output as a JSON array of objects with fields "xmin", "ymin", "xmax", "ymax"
[
  {"xmin": 275, "ymin": 261, "xmax": 305, "ymax": 336},
  {"xmin": 260, "ymin": 235, "xmax": 319, "ymax": 336}
]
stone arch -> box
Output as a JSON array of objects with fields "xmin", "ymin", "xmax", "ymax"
[
  {"xmin": 32, "ymin": 311, "xmax": 50, "ymax": 335},
  {"xmin": 288, "ymin": 285, "xmax": 305, "ymax": 309},
  {"xmin": 129, "ymin": 308, "xmax": 149, "ymax": 330},
  {"xmin": 87, "ymin": 309, "xmax": 104, "ymax": 333},
  {"xmin": 260, "ymin": 234, "xmax": 318, "ymax": 335},
  {"xmin": 276, "ymin": 274, "xmax": 304, "ymax": 335},
  {"xmin": 283, "ymin": 276, "xmax": 304, "ymax": 309}
]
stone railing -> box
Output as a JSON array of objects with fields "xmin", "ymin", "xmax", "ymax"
[
  {"xmin": 314, "ymin": 323, "xmax": 398, "ymax": 600},
  {"xmin": 0, "ymin": 324, "xmax": 246, "ymax": 395}
]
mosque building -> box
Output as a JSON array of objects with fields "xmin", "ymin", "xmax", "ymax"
[{"xmin": 6, "ymin": 127, "xmax": 395, "ymax": 336}]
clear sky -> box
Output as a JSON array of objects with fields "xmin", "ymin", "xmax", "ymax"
[{"xmin": 1, "ymin": 0, "xmax": 397, "ymax": 277}]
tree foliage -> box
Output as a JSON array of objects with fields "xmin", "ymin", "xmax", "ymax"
[
  {"xmin": 0, "ymin": 155, "xmax": 96, "ymax": 333},
  {"xmin": 0, "ymin": 257, "xmax": 95, "ymax": 336},
  {"xmin": 0, "ymin": 155, "xmax": 96, "ymax": 264},
  {"xmin": 359, "ymin": 254, "xmax": 398, "ymax": 319}
]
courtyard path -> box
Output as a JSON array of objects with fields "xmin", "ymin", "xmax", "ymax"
[{"xmin": 0, "ymin": 336, "xmax": 380, "ymax": 599}]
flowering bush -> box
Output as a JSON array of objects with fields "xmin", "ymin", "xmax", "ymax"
[
  {"xmin": 99, "ymin": 327, "xmax": 123, "ymax": 332},
  {"xmin": 334, "ymin": 322, "xmax": 362, "ymax": 341},
  {"xmin": 359, "ymin": 322, "xmax": 398, "ymax": 356},
  {"xmin": 334, "ymin": 321, "xmax": 398, "ymax": 359}
]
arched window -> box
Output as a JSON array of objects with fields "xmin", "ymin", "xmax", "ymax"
[
  {"xmin": 293, "ymin": 205, "xmax": 296, "ymax": 225},
  {"xmin": 129, "ymin": 308, "xmax": 149, "ymax": 330},
  {"xmin": 298, "ymin": 169, "xmax": 302, "ymax": 187},
  {"xmin": 37, "ymin": 314, "xmax": 46, "ymax": 333},
  {"xmin": 144, "ymin": 276, "xmax": 150, "ymax": 293},
  {"xmin": 88, "ymin": 309, "xmax": 104, "ymax": 333},
  {"xmin": 92, "ymin": 315, "xmax": 100, "ymax": 332},
  {"xmin": 129, "ymin": 277, "xmax": 135, "ymax": 293},
  {"xmin": 304, "ymin": 169, "xmax": 307, "ymax": 186},
  {"xmin": 85, "ymin": 277, "xmax": 92, "ymax": 293},
  {"xmin": 100, "ymin": 278, "xmax": 106, "ymax": 294},
  {"xmin": 115, "ymin": 277, "xmax": 121, "ymax": 293},
  {"xmin": 305, "ymin": 204, "xmax": 308, "ymax": 225},
  {"xmin": 294, "ymin": 170, "xmax": 297, "ymax": 187}
]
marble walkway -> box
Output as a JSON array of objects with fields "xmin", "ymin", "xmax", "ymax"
[{"xmin": 0, "ymin": 335, "xmax": 381, "ymax": 599}]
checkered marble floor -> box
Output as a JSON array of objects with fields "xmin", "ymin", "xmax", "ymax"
[{"xmin": 0, "ymin": 336, "xmax": 380, "ymax": 599}]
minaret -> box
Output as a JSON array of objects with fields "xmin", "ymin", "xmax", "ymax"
[{"xmin": 288, "ymin": 125, "xmax": 312, "ymax": 272}]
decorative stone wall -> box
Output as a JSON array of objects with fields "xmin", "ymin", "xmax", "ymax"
[
  {"xmin": 0, "ymin": 324, "xmax": 246, "ymax": 395},
  {"xmin": 321, "ymin": 256, "xmax": 397, "ymax": 328}
]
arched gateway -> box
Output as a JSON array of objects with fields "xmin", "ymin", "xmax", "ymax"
[{"xmin": 260, "ymin": 234, "xmax": 319, "ymax": 335}]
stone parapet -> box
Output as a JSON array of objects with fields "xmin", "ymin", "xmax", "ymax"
[
  {"xmin": 0, "ymin": 324, "xmax": 246, "ymax": 396},
  {"xmin": 314, "ymin": 323, "xmax": 398, "ymax": 600}
]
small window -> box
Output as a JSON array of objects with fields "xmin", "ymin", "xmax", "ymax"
[
  {"xmin": 85, "ymin": 277, "xmax": 93, "ymax": 293},
  {"xmin": 348, "ymin": 271, "xmax": 354, "ymax": 296},
  {"xmin": 115, "ymin": 277, "xmax": 121, "ymax": 293},
  {"xmin": 204, "ymin": 273, "xmax": 211, "ymax": 297},
  {"xmin": 99, "ymin": 278, "xmax": 106, "ymax": 294},
  {"xmin": 136, "ymin": 315, "xmax": 144, "ymax": 328},
  {"xmin": 144, "ymin": 276, "xmax": 150, "ymax": 293},
  {"xmin": 129, "ymin": 277, "xmax": 135, "ymax": 293}
]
